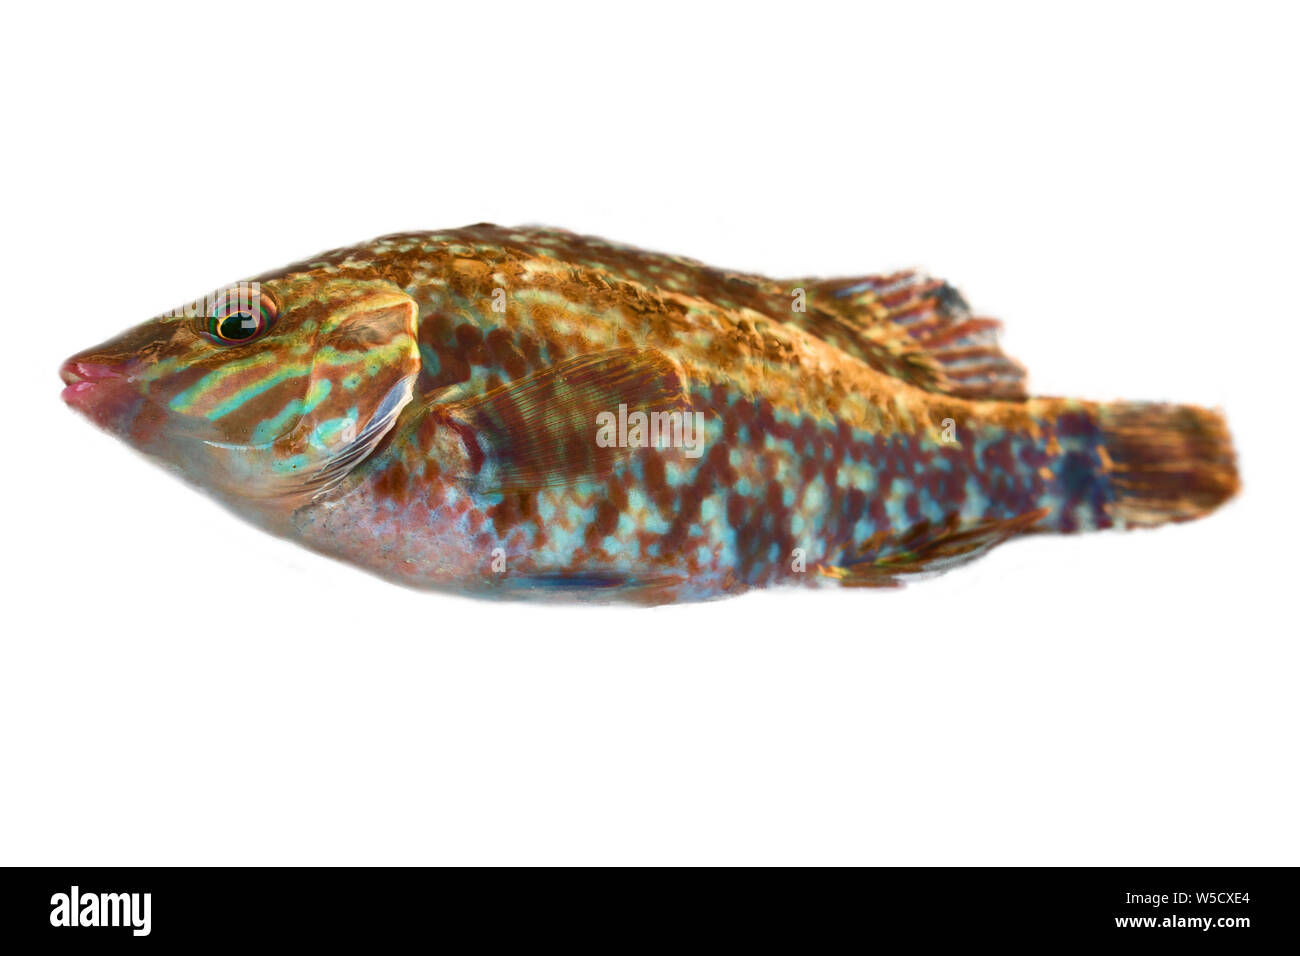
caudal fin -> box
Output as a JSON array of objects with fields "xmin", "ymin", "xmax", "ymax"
[{"xmin": 1098, "ymin": 402, "xmax": 1239, "ymax": 527}]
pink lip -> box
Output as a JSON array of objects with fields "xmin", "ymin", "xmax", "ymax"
[
  {"xmin": 61, "ymin": 379, "xmax": 98, "ymax": 404},
  {"xmin": 60, "ymin": 360, "xmax": 122, "ymax": 384},
  {"xmin": 58, "ymin": 358, "xmax": 142, "ymax": 428},
  {"xmin": 61, "ymin": 361, "xmax": 119, "ymax": 407}
]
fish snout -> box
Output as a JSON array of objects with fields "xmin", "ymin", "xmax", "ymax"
[{"xmin": 59, "ymin": 352, "xmax": 145, "ymax": 430}]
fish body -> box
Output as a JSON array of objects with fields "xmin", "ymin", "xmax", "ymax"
[{"xmin": 60, "ymin": 225, "xmax": 1239, "ymax": 602}]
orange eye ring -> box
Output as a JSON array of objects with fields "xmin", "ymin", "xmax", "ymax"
[{"xmin": 206, "ymin": 289, "xmax": 278, "ymax": 344}]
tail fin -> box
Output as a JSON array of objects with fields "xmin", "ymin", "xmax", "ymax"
[{"xmin": 1098, "ymin": 402, "xmax": 1239, "ymax": 527}]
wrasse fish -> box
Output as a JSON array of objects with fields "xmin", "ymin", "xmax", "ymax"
[{"xmin": 60, "ymin": 225, "xmax": 1239, "ymax": 603}]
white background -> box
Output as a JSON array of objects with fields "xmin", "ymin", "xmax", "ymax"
[{"xmin": 2, "ymin": 1, "xmax": 1296, "ymax": 865}]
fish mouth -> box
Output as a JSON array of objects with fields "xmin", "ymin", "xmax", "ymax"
[
  {"xmin": 60, "ymin": 359, "xmax": 124, "ymax": 402},
  {"xmin": 59, "ymin": 356, "xmax": 144, "ymax": 432}
]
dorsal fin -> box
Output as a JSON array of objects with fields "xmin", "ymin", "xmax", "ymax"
[{"xmin": 783, "ymin": 271, "xmax": 1028, "ymax": 401}]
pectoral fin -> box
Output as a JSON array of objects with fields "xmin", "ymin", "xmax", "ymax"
[{"xmin": 439, "ymin": 347, "xmax": 691, "ymax": 493}]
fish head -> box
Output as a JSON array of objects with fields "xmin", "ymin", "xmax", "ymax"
[{"xmin": 60, "ymin": 274, "xmax": 421, "ymax": 506}]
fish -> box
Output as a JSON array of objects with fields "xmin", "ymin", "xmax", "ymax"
[{"xmin": 60, "ymin": 224, "xmax": 1239, "ymax": 603}]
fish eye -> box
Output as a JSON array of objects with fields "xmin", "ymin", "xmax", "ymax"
[{"xmin": 206, "ymin": 292, "xmax": 277, "ymax": 344}]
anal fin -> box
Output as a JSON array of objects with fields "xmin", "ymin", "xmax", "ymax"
[{"xmin": 822, "ymin": 508, "xmax": 1049, "ymax": 587}]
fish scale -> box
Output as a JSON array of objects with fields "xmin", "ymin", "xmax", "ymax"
[{"xmin": 60, "ymin": 224, "xmax": 1239, "ymax": 602}]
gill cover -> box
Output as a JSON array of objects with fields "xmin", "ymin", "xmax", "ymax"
[{"xmin": 197, "ymin": 282, "xmax": 420, "ymax": 501}]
